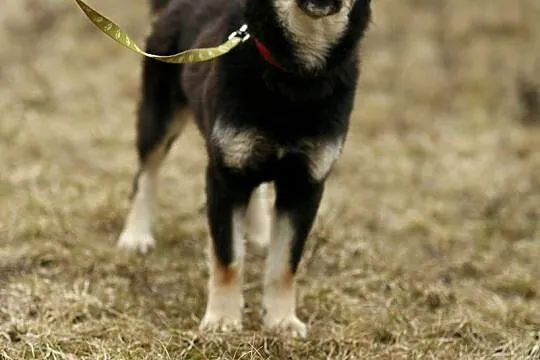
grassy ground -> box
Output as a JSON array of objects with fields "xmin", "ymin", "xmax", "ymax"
[{"xmin": 1, "ymin": 0, "xmax": 539, "ymax": 358}]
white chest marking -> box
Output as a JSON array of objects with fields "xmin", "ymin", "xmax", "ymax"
[
  {"xmin": 211, "ymin": 121, "xmax": 267, "ymax": 169},
  {"xmin": 303, "ymin": 138, "xmax": 343, "ymax": 181}
]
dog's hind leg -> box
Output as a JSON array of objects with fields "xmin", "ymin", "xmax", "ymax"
[
  {"xmin": 246, "ymin": 183, "xmax": 272, "ymax": 248},
  {"xmin": 118, "ymin": 30, "xmax": 188, "ymax": 254}
]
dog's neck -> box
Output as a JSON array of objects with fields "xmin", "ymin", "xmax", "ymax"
[{"xmin": 245, "ymin": 0, "xmax": 365, "ymax": 74}]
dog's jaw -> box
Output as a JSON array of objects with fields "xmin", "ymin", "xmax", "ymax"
[{"xmin": 273, "ymin": 0, "xmax": 352, "ymax": 71}]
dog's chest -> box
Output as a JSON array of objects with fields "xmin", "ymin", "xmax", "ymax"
[{"xmin": 211, "ymin": 121, "xmax": 343, "ymax": 181}]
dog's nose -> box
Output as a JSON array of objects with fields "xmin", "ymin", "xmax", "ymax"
[
  {"xmin": 306, "ymin": 3, "xmax": 334, "ymax": 17},
  {"xmin": 296, "ymin": 0, "xmax": 342, "ymax": 18}
]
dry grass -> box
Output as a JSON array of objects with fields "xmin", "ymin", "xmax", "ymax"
[{"xmin": 1, "ymin": 0, "xmax": 540, "ymax": 358}]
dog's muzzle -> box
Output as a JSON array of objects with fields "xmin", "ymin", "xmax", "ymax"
[{"xmin": 296, "ymin": 0, "xmax": 342, "ymax": 18}]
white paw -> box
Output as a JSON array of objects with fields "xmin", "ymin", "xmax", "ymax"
[
  {"xmin": 199, "ymin": 311, "xmax": 242, "ymax": 333},
  {"xmin": 117, "ymin": 231, "xmax": 155, "ymax": 254},
  {"xmin": 264, "ymin": 314, "xmax": 307, "ymax": 339}
]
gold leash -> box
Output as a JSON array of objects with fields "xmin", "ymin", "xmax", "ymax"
[{"xmin": 73, "ymin": 0, "xmax": 250, "ymax": 64}]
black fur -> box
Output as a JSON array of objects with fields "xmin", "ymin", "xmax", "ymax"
[
  {"xmin": 149, "ymin": 0, "xmax": 170, "ymax": 13},
  {"xmin": 137, "ymin": 0, "xmax": 371, "ymax": 278}
]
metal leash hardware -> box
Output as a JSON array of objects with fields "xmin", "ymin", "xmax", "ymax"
[
  {"xmin": 73, "ymin": 0, "xmax": 251, "ymax": 64},
  {"xmin": 228, "ymin": 24, "xmax": 251, "ymax": 42}
]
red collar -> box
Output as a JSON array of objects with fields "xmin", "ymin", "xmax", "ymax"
[{"xmin": 254, "ymin": 38, "xmax": 285, "ymax": 71}]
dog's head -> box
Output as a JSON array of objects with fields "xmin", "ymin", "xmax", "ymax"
[{"xmin": 294, "ymin": 0, "xmax": 358, "ymax": 18}]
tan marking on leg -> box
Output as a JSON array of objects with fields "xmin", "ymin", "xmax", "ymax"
[
  {"xmin": 282, "ymin": 267, "xmax": 294, "ymax": 290},
  {"xmin": 214, "ymin": 255, "xmax": 239, "ymax": 286},
  {"xmin": 141, "ymin": 108, "xmax": 191, "ymax": 169}
]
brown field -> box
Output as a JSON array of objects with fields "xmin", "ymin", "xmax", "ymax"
[{"xmin": 1, "ymin": 0, "xmax": 539, "ymax": 358}]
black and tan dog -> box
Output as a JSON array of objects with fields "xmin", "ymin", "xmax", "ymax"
[{"xmin": 118, "ymin": 0, "xmax": 371, "ymax": 337}]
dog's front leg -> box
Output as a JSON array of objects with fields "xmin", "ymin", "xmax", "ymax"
[
  {"xmin": 200, "ymin": 165, "xmax": 254, "ymax": 332},
  {"xmin": 263, "ymin": 163, "xmax": 325, "ymax": 339}
]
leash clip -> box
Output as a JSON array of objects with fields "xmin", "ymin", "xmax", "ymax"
[{"xmin": 228, "ymin": 24, "xmax": 251, "ymax": 42}]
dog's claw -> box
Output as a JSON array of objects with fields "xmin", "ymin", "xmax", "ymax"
[
  {"xmin": 117, "ymin": 231, "xmax": 155, "ymax": 254},
  {"xmin": 199, "ymin": 313, "xmax": 242, "ymax": 333},
  {"xmin": 264, "ymin": 314, "xmax": 307, "ymax": 339}
]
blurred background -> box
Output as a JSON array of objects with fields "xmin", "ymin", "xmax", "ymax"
[{"xmin": 0, "ymin": 0, "xmax": 539, "ymax": 358}]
